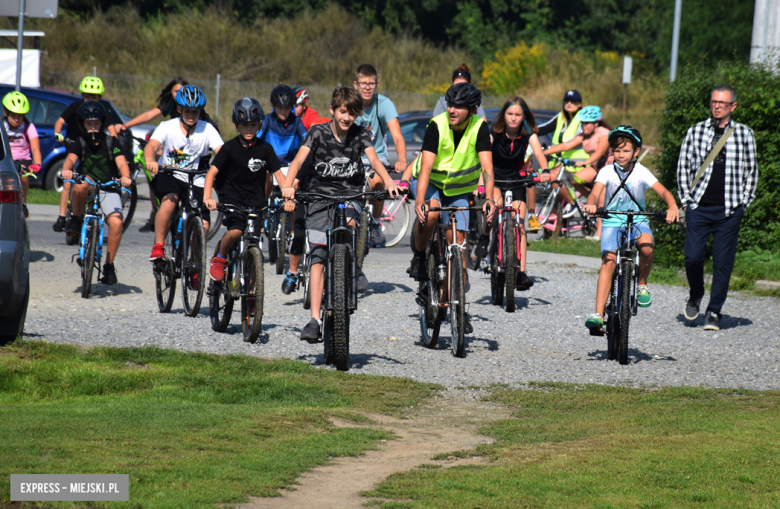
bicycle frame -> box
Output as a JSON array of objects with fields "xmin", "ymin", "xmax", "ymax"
[
  {"xmin": 155, "ymin": 167, "xmax": 205, "ymax": 273},
  {"xmin": 225, "ymin": 206, "xmax": 264, "ymax": 297},
  {"xmin": 538, "ymin": 160, "xmax": 593, "ymax": 234},
  {"xmin": 421, "ymin": 206, "xmax": 474, "ymax": 306}
]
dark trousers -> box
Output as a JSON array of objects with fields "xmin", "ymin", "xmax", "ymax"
[{"xmin": 684, "ymin": 204, "xmax": 744, "ymax": 314}]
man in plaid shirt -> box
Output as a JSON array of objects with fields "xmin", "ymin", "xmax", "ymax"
[{"xmin": 677, "ymin": 84, "xmax": 758, "ymax": 331}]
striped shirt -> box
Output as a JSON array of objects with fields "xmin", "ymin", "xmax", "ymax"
[{"xmin": 676, "ymin": 117, "xmax": 758, "ymax": 217}]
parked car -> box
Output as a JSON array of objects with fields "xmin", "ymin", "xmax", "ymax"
[
  {"xmin": 0, "ymin": 85, "xmax": 155, "ymax": 191},
  {"xmin": 386, "ymin": 108, "xmax": 558, "ymax": 168},
  {"xmin": 0, "ymin": 122, "xmax": 30, "ymax": 343}
]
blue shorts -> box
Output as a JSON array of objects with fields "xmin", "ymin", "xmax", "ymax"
[
  {"xmin": 601, "ymin": 223, "xmax": 653, "ymax": 257},
  {"xmin": 410, "ymin": 178, "xmax": 469, "ymax": 230}
]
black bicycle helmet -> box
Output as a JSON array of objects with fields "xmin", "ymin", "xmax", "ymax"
[
  {"xmin": 608, "ymin": 125, "xmax": 643, "ymax": 150},
  {"xmin": 232, "ymin": 97, "xmax": 264, "ymax": 124},
  {"xmin": 77, "ymin": 100, "xmax": 107, "ymax": 142},
  {"xmin": 444, "ymin": 82, "xmax": 482, "ymax": 108},
  {"xmin": 270, "ymin": 85, "xmax": 295, "ymax": 108}
]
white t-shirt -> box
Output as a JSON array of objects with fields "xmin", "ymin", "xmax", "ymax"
[
  {"xmin": 151, "ymin": 118, "xmax": 223, "ymax": 187},
  {"xmin": 596, "ymin": 161, "xmax": 658, "ymax": 227}
]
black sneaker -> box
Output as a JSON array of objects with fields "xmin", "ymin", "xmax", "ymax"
[
  {"xmin": 64, "ymin": 215, "xmax": 83, "ymax": 234},
  {"xmin": 356, "ymin": 266, "xmax": 369, "ymax": 292},
  {"xmin": 23, "ymin": 203, "xmax": 29, "ymax": 218},
  {"xmin": 410, "ymin": 252, "xmax": 429, "ymax": 281},
  {"xmin": 370, "ymin": 222, "xmax": 386, "ymax": 248},
  {"xmin": 703, "ymin": 311, "xmax": 720, "ymax": 331},
  {"xmin": 300, "ymin": 318, "xmax": 321, "ymax": 343},
  {"xmin": 684, "ymin": 297, "xmax": 701, "ymax": 321},
  {"xmin": 474, "ymin": 234, "xmax": 490, "ymax": 259},
  {"xmin": 516, "ymin": 271, "xmax": 534, "ymax": 291},
  {"xmin": 52, "ymin": 215, "xmax": 67, "ymax": 232},
  {"xmin": 100, "ymin": 263, "xmax": 118, "ymax": 285},
  {"xmin": 464, "ymin": 313, "xmax": 474, "ymax": 334},
  {"xmin": 281, "ymin": 272, "xmax": 298, "ymax": 295}
]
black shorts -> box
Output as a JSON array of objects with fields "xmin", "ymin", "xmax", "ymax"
[
  {"xmin": 495, "ymin": 183, "xmax": 527, "ymax": 205},
  {"xmin": 153, "ymin": 173, "xmax": 211, "ymax": 224},
  {"xmin": 223, "ymin": 211, "xmax": 263, "ymax": 232},
  {"xmin": 289, "ymin": 205, "xmax": 307, "ymax": 256}
]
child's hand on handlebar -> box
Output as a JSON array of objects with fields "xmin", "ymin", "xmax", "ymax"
[
  {"xmin": 281, "ymin": 186, "xmax": 296, "ymax": 200},
  {"xmin": 204, "ymin": 199, "xmax": 217, "ymax": 211},
  {"xmin": 29, "ymin": 164, "xmax": 41, "ymax": 173},
  {"xmin": 119, "ymin": 176, "xmax": 132, "ymax": 188},
  {"xmin": 62, "ymin": 169, "xmax": 73, "ymax": 180},
  {"xmin": 54, "ymin": 132, "xmax": 64, "ymax": 143},
  {"xmin": 147, "ymin": 161, "xmax": 159, "ymax": 174},
  {"xmin": 666, "ymin": 206, "xmax": 679, "ymax": 224},
  {"xmin": 384, "ymin": 178, "xmax": 400, "ymax": 198},
  {"xmin": 284, "ymin": 200, "xmax": 296, "ymax": 213},
  {"xmin": 584, "ymin": 204, "xmax": 597, "ymax": 215}
]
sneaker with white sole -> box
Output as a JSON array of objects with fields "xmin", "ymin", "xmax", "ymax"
[{"xmin": 703, "ymin": 311, "xmax": 720, "ymax": 331}]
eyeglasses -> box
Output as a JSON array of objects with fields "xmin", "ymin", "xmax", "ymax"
[
  {"xmin": 710, "ymin": 100, "xmax": 734, "ymax": 107},
  {"xmin": 356, "ymin": 81, "xmax": 378, "ymax": 89}
]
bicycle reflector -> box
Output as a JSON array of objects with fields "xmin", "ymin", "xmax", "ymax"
[
  {"xmin": 0, "ymin": 174, "xmax": 22, "ymax": 203},
  {"xmin": 190, "ymin": 198, "xmax": 200, "ymax": 210}
]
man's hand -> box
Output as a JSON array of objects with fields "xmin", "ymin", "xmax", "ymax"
[
  {"xmin": 147, "ymin": 161, "xmax": 159, "ymax": 175},
  {"xmin": 204, "ymin": 199, "xmax": 217, "ymax": 211},
  {"xmin": 282, "ymin": 186, "xmax": 296, "ymax": 200},
  {"xmin": 666, "ymin": 206, "xmax": 679, "ymax": 224},
  {"xmin": 62, "ymin": 169, "xmax": 73, "ymax": 180},
  {"xmin": 119, "ymin": 176, "xmax": 132, "ymax": 188},
  {"xmin": 394, "ymin": 161, "xmax": 408, "ymax": 173},
  {"xmin": 415, "ymin": 201, "xmax": 426, "ymax": 224},
  {"xmin": 574, "ymin": 161, "xmax": 586, "ymax": 168},
  {"xmin": 483, "ymin": 200, "xmax": 495, "ymax": 223},
  {"xmin": 584, "ymin": 204, "xmax": 597, "ymax": 215}
]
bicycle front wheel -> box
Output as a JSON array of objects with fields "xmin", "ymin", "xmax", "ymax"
[
  {"xmin": 383, "ymin": 199, "xmax": 411, "ymax": 247},
  {"xmin": 302, "ymin": 254, "xmax": 311, "ymax": 310},
  {"xmin": 242, "ymin": 246, "xmax": 265, "ymax": 343},
  {"xmin": 154, "ymin": 227, "xmax": 177, "ymax": 313},
  {"xmin": 618, "ymin": 259, "xmax": 633, "ymax": 365},
  {"xmin": 121, "ymin": 182, "xmax": 137, "ymax": 232},
  {"xmin": 181, "ymin": 215, "xmax": 206, "ymax": 317},
  {"xmin": 605, "ymin": 285, "xmax": 619, "ymax": 361},
  {"xmin": 449, "ymin": 247, "xmax": 466, "ymax": 358},
  {"xmin": 355, "ymin": 209, "xmax": 370, "ymax": 269},
  {"xmin": 490, "ymin": 232, "xmax": 504, "ymax": 306},
  {"xmin": 208, "ymin": 241, "xmax": 233, "ymax": 331},
  {"xmin": 81, "ymin": 220, "xmax": 99, "ymax": 299},
  {"xmin": 331, "ymin": 243, "xmax": 351, "ymax": 371},
  {"xmin": 206, "ymin": 188, "xmax": 222, "ymax": 242},
  {"xmin": 276, "ymin": 212, "xmax": 287, "ymax": 275},
  {"xmin": 504, "ymin": 218, "xmax": 516, "ymax": 313}
]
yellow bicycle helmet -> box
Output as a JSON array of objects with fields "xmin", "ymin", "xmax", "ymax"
[
  {"xmin": 79, "ymin": 76, "xmax": 105, "ymax": 95},
  {"xmin": 2, "ymin": 91, "xmax": 30, "ymax": 115}
]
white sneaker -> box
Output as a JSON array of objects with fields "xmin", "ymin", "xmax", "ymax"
[{"xmin": 562, "ymin": 203, "xmax": 576, "ymax": 219}]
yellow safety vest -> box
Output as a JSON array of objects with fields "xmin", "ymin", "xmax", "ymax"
[
  {"xmin": 551, "ymin": 111, "xmax": 589, "ymax": 163},
  {"xmin": 413, "ymin": 113, "xmax": 482, "ymax": 196}
]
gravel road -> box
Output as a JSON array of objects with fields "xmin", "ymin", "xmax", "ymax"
[{"xmin": 23, "ymin": 219, "xmax": 780, "ymax": 390}]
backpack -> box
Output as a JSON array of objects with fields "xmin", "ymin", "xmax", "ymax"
[{"xmin": 80, "ymin": 136, "xmax": 115, "ymax": 162}]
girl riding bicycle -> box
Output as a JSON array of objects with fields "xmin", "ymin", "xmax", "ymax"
[
  {"xmin": 3, "ymin": 92, "xmax": 42, "ymax": 217},
  {"xmin": 583, "ymin": 126, "xmax": 678, "ymax": 330}
]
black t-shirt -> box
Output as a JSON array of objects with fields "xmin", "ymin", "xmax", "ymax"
[
  {"xmin": 491, "ymin": 129, "xmax": 530, "ymax": 180},
  {"xmin": 60, "ymin": 100, "xmax": 122, "ymax": 141},
  {"xmin": 67, "ymin": 135, "xmax": 122, "ymax": 184},
  {"xmin": 302, "ymin": 123, "xmax": 372, "ymax": 197},
  {"xmin": 421, "ymin": 121, "xmax": 491, "ymax": 155},
  {"xmin": 211, "ymin": 137, "xmax": 281, "ymax": 207},
  {"xmin": 700, "ymin": 126, "xmax": 727, "ymax": 206}
]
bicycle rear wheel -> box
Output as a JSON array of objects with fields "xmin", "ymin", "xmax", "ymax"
[
  {"xmin": 267, "ymin": 211, "xmax": 279, "ymax": 264},
  {"xmin": 302, "ymin": 253, "xmax": 312, "ymax": 310},
  {"xmin": 449, "ymin": 247, "xmax": 466, "ymax": 357},
  {"xmin": 121, "ymin": 182, "xmax": 137, "ymax": 232},
  {"xmin": 419, "ymin": 251, "xmax": 444, "ymax": 348},
  {"xmin": 181, "ymin": 215, "xmax": 207, "ymax": 317},
  {"xmin": 242, "ymin": 246, "xmax": 265, "ymax": 343},
  {"xmin": 618, "ymin": 259, "xmax": 633, "ymax": 365},
  {"xmin": 276, "ymin": 212, "xmax": 287, "ymax": 275},
  {"xmin": 206, "ymin": 188, "xmax": 222, "ymax": 242},
  {"xmin": 504, "ymin": 218, "xmax": 516, "ymax": 313},
  {"xmin": 154, "ymin": 226, "xmax": 177, "ymax": 313},
  {"xmin": 81, "ymin": 220, "xmax": 98, "ymax": 299},
  {"xmin": 490, "ymin": 231, "xmax": 504, "ymax": 306},
  {"xmin": 383, "ymin": 200, "xmax": 411, "ymax": 247},
  {"xmin": 331, "ymin": 243, "xmax": 351, "ymax": 371},
  {"xmin": 208, "ymin": 241, "xmax": 234, "ymax": 332},
  {"xmin": 605, "ymin": 286, "xmax": 619, "ymax": 361},
  {"xmin": 355, "ymin": 209, "xmax": 370, "ymax": 269}
]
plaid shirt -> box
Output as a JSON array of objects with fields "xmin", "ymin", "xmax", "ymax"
[{"xmin": 676, "ymin": 117, "xmax": 758, "ymax": 216}]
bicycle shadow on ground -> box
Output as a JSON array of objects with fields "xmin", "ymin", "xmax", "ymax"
[
  {"xmin": 675, "ymin": 314, "xmax": 753, "ymax": 330},
  {"xmin": 30, "ymin": 250, "xmax": 55, "ymax": 263},
  {"xmin": 217, "ymin": 323, "xmax": 281, "ymax": 344},
  {"xmin": 72, "ymin": 282, "xmax": 144, "ymax": 297},
  {"xmin": 295, "ymin": 352, "xmax": 405, "ymax": 370},
  {"xmin": 587, "ymin": 349, "xmax": 677, "ymax": 363},
  {"xmin": 364, "ymin": 281, "xmax": 414, "ymax": 295}
]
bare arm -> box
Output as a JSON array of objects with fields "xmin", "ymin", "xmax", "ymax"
[
  {"xmin": 386, "ymin": 118, "xmax": 407, "ymax": 173},
  {"xmin": 544, "ymin": 135, "xmax": 583, "ymax": 156},
  {"xmin": 29, "ymin": 135, "xmax": 42, "ymax": 166},
  {"xmin": 61, "ymin": 153, "xmax": 80, "ymax": 179},
  {"xmin": 414, "ymin": 150, "xmax": 436, "ymax": 223},
  {"xmin": 203, "ymin": 165, "xmax": 219, "ymax": 210},
  {"xmin": 365, "ymin": 146, "xmax": 399, "ymax": 197},
  {"xmin": 529, "ymin": 134, "xmax": 548, "ymax": 172},
  {"xmin": 651, "ymin": 181, "xmax": 679, "ymax": 223},
  {"xmin": 144, "ymin": 139, "xmax": 162, "ymax": 174},
  {"xmin": 585, "ymin": 182, "xmax": 606, "ymax": 214},
  {"xmin": 479, "ymin": 151, "xmax": 496, "ymax": 221},
  {"xmin": 577, "ymin": 135, "xmax": 609, "ymax": 167},
  {"xmin": 53, "ymin": 117, "xmax": 66, "ymax": 139},
  {"xmin": 282, "ymin": 145, "xmax": 311, "ymax": 207},
  {"xmin": 118, "ymin": 107, "xmax": 163, "ymax": 131}
]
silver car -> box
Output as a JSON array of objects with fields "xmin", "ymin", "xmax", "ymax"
[{"xmin": 0, "ymin": 123, "xmax": 30, "ymax": 343}]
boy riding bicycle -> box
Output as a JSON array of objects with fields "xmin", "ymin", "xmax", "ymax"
[
  {"xmin": 3, "ymin": 91, "xmax": 42, "ymax": 218},
  {"xmin": 60, "ymin": 101, "xmax": 133, "ymax": 285},
  {"xmin": 409, "ymin": 82, "xmax": 495, "ymax": 334},
  {"xmin": 145, "ymin": 85, "xmax": 223, "ymax": 262},
  {"xmin": 583, "ymin": 126, "xmax": 678, "ymax": 330},
  {"xmin": 281, "ymin": 87, "xmax": 399, "ymax": 342},
  {"xmin": 203, "ymin": 97, "xmax": 284, "ymax": 281}
]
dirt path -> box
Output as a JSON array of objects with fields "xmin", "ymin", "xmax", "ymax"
[{"xmin": 240, "ymin": 390, "xmax": 512, "ymax": 509}]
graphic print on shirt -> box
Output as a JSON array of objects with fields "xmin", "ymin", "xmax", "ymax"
[
  {"xmin": 314, "ymin": 156, "xmax": 361, "ymax": 179},
  {"xmin": 247, "ymin": 158, "xmax": 267, "ymax": 172},
  {"xmin": 166, "ymin": 147, "xmax": 199, "ymax": 169},
  {"xmin": 81, "ymin": 145, "xmax": 121, "ymax": 182}
]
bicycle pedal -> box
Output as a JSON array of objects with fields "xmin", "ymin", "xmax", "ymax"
[{"xmin": 589, "ymin": 328, "xmax": 605, "ymax": 337}]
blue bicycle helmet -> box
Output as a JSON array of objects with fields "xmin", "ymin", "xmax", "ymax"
[
  {"xmin": 608, "ymin": 125, "xmax": 643, "ymax": 150},
  {"xmin": 175, "ymin": 85, "xmax": 206, "ymax": 110},
  {"xmin": 578, "ymin": 105, "xmax": 602, "ymax": 123}
]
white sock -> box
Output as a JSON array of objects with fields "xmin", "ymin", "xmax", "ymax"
[{"xmin": 373, "ymin": 218, "xmax": 381, "ymax": 225}]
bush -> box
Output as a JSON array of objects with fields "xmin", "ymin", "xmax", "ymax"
[{"xmin": 655, "ymin": 61, "xmax": 780, "ymax": 265}]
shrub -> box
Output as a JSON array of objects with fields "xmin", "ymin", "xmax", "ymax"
[{"xmin": 655, "ymin": 61, "xmax": 780, "ymax": 265}]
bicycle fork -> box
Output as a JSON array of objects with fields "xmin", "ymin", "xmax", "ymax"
[{"xmin": 325, "ymin": 204, "xmax": 358, "ymax": 313}]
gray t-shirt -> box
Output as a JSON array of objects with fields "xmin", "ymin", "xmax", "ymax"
[{"xmin": 433, "ymin": 96, "xmax": 487, "ymax": 120}]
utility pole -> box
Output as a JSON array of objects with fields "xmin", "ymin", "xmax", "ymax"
[
  {"xmin": 15, "ymin": 0, "xmax": 26, "ymax": 92},
  {"xmin": 670, "ymin": 0, "xmax": 682, "ymax": 81},
  {"xmin": 751, "ymin": 0, "xmax": 780, "ymax": 68}
]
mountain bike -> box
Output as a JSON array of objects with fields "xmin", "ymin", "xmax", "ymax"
[
  {"xmin": 152, "ymin": 167, "xmax": 208, "ymax": 317},
  {"xmin": 208, "ymin": 203, "xmax": 266, "ymax": 343},
  {"xmin": 488, "ymin": 176, "xmax": 539, "ymax": 312},
  {"xmin": 536, "ymin": 158, "xmax": 596, "ymax": 239},
  {"xmin": 466, "ymin": 189, "xmax": 487, "ymax": 271},
  {"xmin": 416, "ymin": 204, "xmax": 480, "ymax": 358},
  {"xmin": 591, "ymin": 208, "xmax": 667, "ymax": 365},
  {"xmin": 288, "ymin": 228, "xmax": 312, "ymax": 310},
  {"xmin": 295, "ymin": 189, "xmax": 391, "ymax": 371},
  {"xmin": 265, "ymin": 192, "xmax": 288, "ymax": 275},
  {"xmin": 64, "ymin": 175, "xmax": 132, "ymax": 298},
  {"xmin": 355, "ymin": 168, "xmax": 411, "ymax": 268}
]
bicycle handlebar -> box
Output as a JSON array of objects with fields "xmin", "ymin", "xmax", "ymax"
[
  {"xmin": 157, "ymin": 166, "xmax": 206, "ymax": 175},
  {"xmin": 294, "ymin": 190, "xmax": 394, "ymax": 203},
  {"xmin": 216, "ymin": 203, "xmax": 267, "ymax": 215},
  {"xmin": 594, "ymin": 208, "xmax": 667, "ymax": 220},
  {"xmin": 64, "ymin": 176, "xmax": 132, "ymax": 194}
]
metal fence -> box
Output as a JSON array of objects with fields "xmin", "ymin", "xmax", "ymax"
[{"xmin": 41, "ymin": 70, "xmax": 512, "ymax": 129}]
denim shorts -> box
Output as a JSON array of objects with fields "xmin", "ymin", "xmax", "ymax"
[
  {"xmin": 601, "ymin": 223, "xmax": 653, "ymax": 257},
  {"xmin": 410, "ymin": 178, "xmax": 469, "ymax": 229}
]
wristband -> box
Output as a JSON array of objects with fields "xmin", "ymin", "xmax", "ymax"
[{"xmin": 485, "ymin": 198, "xmax": 495, "ymax": 203}]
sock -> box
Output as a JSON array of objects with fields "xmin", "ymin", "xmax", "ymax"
[
  {"xmin": 316, "ymin": 318, "xmax": 322, "ymax": 326},
  {"xmin": 216, "ymin": 253, "xmax": 225, "ymax": 259},
  {"xmin": 373, "ymin": 218, "xmax": 381, "ymax": 225}
]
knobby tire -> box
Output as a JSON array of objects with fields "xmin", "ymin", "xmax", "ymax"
[
  {"xmin": 209, "ymin": 241, "xmax": 233, "ymax": 331},
  {"xmin": 450, "ymin": 247, "xmax": 466, "ymax": 358},
  {"xmin": 121, "ymin": 182, "xmax": 137, "ymax": 232},
  {"xmin": 81, "ymin": 220, "xmax": 98, "ymax": 299},
  {"xmin": 504, "ymin": 218, "xmax": 516, "ymax": 313},
  {"xmin": 242, "ymin": 246, "xmax": 264, "ymax": 343},
  {"xmin": 619, "ymin": 259, "xmax": 633, "ymax": 365},
  {"xmin": 331, "ymin": 244, "xmax": 351, "ymax": 371},
  {"xmin": 276, "ymin": 212, "xmax": 287, "ymax": 275},
  {"xmin": 490, "ymin": 230, "xmax": 504, "ymax": 306},
  {"xmin": 155, "ymin": 227, "xmax": 177, "ymax": 313},
  {"xmin": 181, "ymin": 215, "xmax": 207, "ymax": 317},
  {"xmin": 356, "ymin": 209, "xmax": 370, "ymax": 269},
  {"xmin": 420, "ymin": 251, "xmax": 444, "ymax": 348}
]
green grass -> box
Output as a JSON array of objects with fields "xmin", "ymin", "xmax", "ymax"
[
  {"xmin": 0, "ymin": 341, "xmax": 436, "ymax": 508},
  {"xmin": 25, "ymin": 188, "xmax": 61, "ymax": 205},
  {"xmin": 364, "ymin": 384, "xmax": 780, "ymax": 508},
  {"xmin": 528, "ymin": 237, "xmax": 603, "ymax": 258}
]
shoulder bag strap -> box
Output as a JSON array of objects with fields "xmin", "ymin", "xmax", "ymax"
[{"xmin": 689, "ymin": 126, "xmax": 734, "ymax": 190}]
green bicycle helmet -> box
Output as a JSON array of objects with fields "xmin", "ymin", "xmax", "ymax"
[
  {"xmin": 79, "ymin": 76, "xmax": 105, "ymax": 95},
  {"xmin": 2, "ymin": 91, "xmax": 30, "ymax": 115}
]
